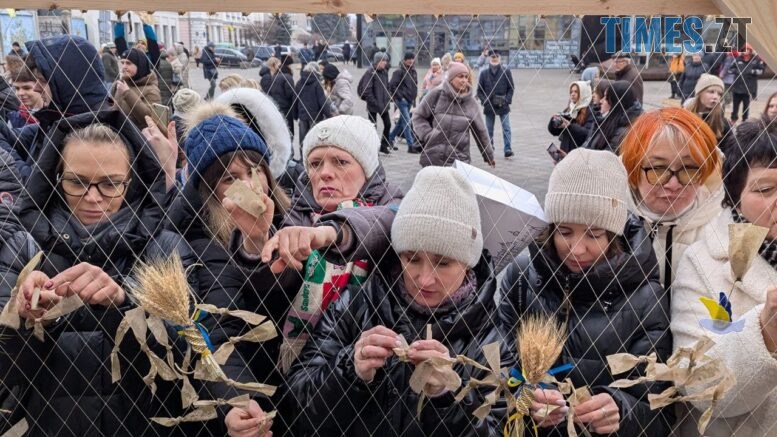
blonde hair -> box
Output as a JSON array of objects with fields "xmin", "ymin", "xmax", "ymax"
[
  {"xmin": 241, "ymin": 78, "xmax": 260, "ymax": 89},
  {"xmin": 219, "ymin": 74, "xmax": 245, "ymax": 92},
  {"xmin": 266, "ymin": 57, "xmax": 281, "ymax": 74}
]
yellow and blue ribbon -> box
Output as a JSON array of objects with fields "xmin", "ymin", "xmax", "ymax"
[
  {"xmin": 175, "ymin": 308, "xmax": 215, "ymax": 354},
  {"xmin": 502, "ymin": 363, "xmax": 574, "ymax": 436}
]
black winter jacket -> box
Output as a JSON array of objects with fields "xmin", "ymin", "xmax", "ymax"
[
  {"xmin": 294, "ymin": 71, "xmax": 332, "ymax": 123},
  {"xmin": 0, "ymin": 110, "xmax": 249, "ymax": 437},
  {"xmin": 729, "ymin": 55, "xmax": 765, "ymax": 97},
  {"xmin": 389, "ymin": 64, "xmax": 418, "ymax": 104},
  {"xmin": 498, "ymin": 218, "xmax": 674, "ymax": 437},
  {"xmin": 678, "ymin": 60, "xmax": 708, "ymax": 101},
  {"xmin": 285, "ymin": 253, "xmax": 511, "ymax": 436},
  {"xmin": 477, "ymin": 65, "xmax": 515, "ymax": 116},
  {"xmin": 360, "ymin": 67, "xmax": 392, "ymax": 114},
  {"xmin": 547, "ymin": 106, "xmax": 596, "ymax": 153},
  {"xmin": 260, "ymin": 68, "xmax": 295, "ymax": 114}
]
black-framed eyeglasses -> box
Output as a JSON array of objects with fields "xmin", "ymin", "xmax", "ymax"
[
  {"xmin": 641, "ymin": 166, "xmax": 702, "ymax": 186},
  {"xmin": 58, "ymin": 175, "xmax": 131, "ymax": 198}
]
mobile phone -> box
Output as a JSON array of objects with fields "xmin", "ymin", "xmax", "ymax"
[
  {"xmin": 152, "ymin": 103, "xmax": 171, "ymax": 126},
  {"xmin": 547, "ymin": 143, "xmax": 564, "ymax": 163}
]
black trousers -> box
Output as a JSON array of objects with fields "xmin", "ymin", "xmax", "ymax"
[
  {"xmin": 369, "ymin": 110, "xmax": 391, "ymax": 147},
  {"xmin": 731, "ymin": 93, "xmax": 751, "ymax": 122}
]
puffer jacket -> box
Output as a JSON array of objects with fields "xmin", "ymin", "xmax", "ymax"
[
  {"xmin": 359, "ymin": 66, "xmax": 391, "ymax": 114},
  {"xmin": 169, "ymin": 164, "xmax": 403, "ymax": 435},
  {"xmin": 294, "ymin": 71, "xmax": 332, "ymax": 123},
  {"xmin": 285, "ymin": 253, "xmax": 512, "ymax": 436},
  {"xmin": 330, "ymin": 70, "xmax": 354, "ymax": 115},
  {"xmin": 112, "ymin": 72, "xmax": 165, "ymax": 132},
  {"xmin": 0, "ymin": 109, "xmax": 249, "ymax": 437},
  {"xmin": 260, "ymin": 68, "xmax": 295, "ymax": 116},
  {"xmin": 14, "ymin": 36, "xmax": 108, "ymax": 177},
  {"xmin": 678, "ymin": 60, "xmax": 708, "ymax": 101},
  {"xmin": 389, "ymin": 63, "xmax": 418, "ymax": 104},
  {"xmin": 413, "ymin": 80, "xmax": 493, "ymax": 167},
  {"xmin": 547, "ymin": 105, "xmax": 596, "ymax": 153},
  {"xmin": 498, "ymin": 217, "xmax": 674, "ymax": 437},
  {"xmin": 728, "ymin": 54, "xmax": 764, "ymax": 98}
]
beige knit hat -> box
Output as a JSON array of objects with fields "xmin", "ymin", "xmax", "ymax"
[
  {"xmin": 694, "ymin": 73, "xmax": 725, "ymax": 96},
  {"xmin": 391, "ymin": 166, "xmax": 483, "ymax": 267},
  {"xmin": 303, "ymin": 115, "xmax": 380, "ymax": 178},
  {"xmin": 545, "ymin": 148, "xmax": 629, "ymax": 235},
  {"xmin": 172, "ymin": 88, "xmax": 203, "ymax": 114}
]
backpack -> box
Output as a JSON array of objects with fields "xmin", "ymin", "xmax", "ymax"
[{"xmin": 357, "ymin": 70, "xmax": 372, "ymax": 101}]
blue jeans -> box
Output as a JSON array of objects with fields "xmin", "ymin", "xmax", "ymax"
[
  {"xmin": 388, "ymin": 99, "xmax": 415, "ymax": 147},
  {"xmin": 485, "ymin": 112, "xmax": 512, "ymax": 154}
]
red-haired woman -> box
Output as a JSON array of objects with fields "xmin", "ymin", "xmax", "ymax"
[{"xmin": 620, "ymin": 107, "xmax": 722, "ymax": 291}]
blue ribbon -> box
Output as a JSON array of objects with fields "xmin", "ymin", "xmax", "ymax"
[
  {"xmin": 175, "ymin": 309, "xmax": 215, "ymax": 354},
  {"xmin": 506, "ymin": 363, "xmax": 574, "ymax": 389}
]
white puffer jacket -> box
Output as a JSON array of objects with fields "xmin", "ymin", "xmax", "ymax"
[
  {"xmin": 671, "ymin": 210, "xmax": 777, "ymax": 436},
  {"xmin": 330, "ymin": 69, "xmax": 354, "ymax": 115}
]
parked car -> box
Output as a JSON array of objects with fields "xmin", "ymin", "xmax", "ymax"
[
  {"xmin": 279, "ymin": 45, "xmax": 299, "ymax": 63},
  {"xmin": 214, "ymin": 48, "xmax": 251, "ymax": 68},
  {"xmin": 245, "ymin": 45, "xmax": 274, "ymax": 62},
  {"xmin": 324, "ymin": 46, "xmax": 345, "ymax": 62}
]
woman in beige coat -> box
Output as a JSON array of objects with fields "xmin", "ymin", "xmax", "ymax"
[
  {"xmin": 411, "ymin": 61, "xmax": 494, "ymax": 168},
  {"xmin": 672, "ymin": 120, "xmax": 777, "ymax": 436},
  {"xmin": 620, "ymin": 107, "xmax": 723, "ymax": 292}
]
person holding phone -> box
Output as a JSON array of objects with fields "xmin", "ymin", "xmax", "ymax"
[
  {"xmin": 548, "ymin": 81, "xmax": 595, "ymax": 154},
  {"xmin": 112, "ymin": 47, "xmax": 165, "ymax": 132}
]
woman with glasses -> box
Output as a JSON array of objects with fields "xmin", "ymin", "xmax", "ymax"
[
  {"xmin": 620, "ymin": 108, "xmax": 722, "ymax": 291},
  {"xmin": 671, "ymin": 121, "xmax": 777, "ymax": 436},
  {"xmin": 0, "ymin": 110, "xmax": 249, "ymax": 436}
]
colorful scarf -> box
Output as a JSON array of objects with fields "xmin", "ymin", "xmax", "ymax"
[{"xmin": 280, "ymin": 199, "xmax": 371, "ymax": 373}]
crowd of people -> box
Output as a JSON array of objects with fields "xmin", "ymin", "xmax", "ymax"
[{"xmin": 0, "ymin": 29, "xmax": 776, "ymax": 437}]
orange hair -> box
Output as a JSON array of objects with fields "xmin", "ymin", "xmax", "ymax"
[{"xmin": 620, "ymin": 107, "xmax": 720, "ymax": 188}]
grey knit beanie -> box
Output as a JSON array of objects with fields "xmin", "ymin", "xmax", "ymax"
[
  {"xmin": 302, "ymin": 115, "xmax": 380, "ymax": 178},
  {"xmin": 392, "ymin": 167, "xmax": 483, "ymax": 267},
  {"xmin": 373, "ymin": 51, "xmax": 389, "ymax": 64},
  {"xmin": 545, "ymin": 148, "xmax": 629, "ymax": 235}
]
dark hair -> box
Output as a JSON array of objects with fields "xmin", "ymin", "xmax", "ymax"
[
  {"xmin": 11, "ymin": 64, "xmax": 38, "ymax": 83},
  {"xmin": 539, "ymin": 224, "xmax": 623, "ymax": 258},
  {"xmin": 12, "ymin": 42, "xmax": 20, "ymax": 48},
  {"xmin": 587, "ymin": 80, "xmax": 639, "ymax": 151},
  {"xmin": 403, "ymin": 51, "xmax": 415, "ymax": 61},
  {"xmin": 723, "ymin": 120, "xmax": 777, "ymax": 208}
]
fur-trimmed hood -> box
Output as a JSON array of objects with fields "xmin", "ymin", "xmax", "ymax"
[{"xmin": 215, "ymin": 87, "xmax": 292, "ymax": 180}]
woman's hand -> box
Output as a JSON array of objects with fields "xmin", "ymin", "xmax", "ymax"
[
  {"xmin": 142, "ymin": 116, "xmax": 178, "ymax": 190},
  {"xmin": 17, "ymin": 270, "xmax": 59, "ymax": 321},
  {"xmin": 260, "ymin": 225, "xmax": 343, "ymax": 273},
  {"xmin": 354, "ymin": 325, "xmax": 400, "ymax": 383},
  {"xmin": 115, "ymin": 80, "xmax": 129, "ymax": 97},
  {"xmin": 574, "ymin": 393, "xmax": 620, "ymax": 434},
  {"xmin": 408, "ymin": 339, "xmax": 451, "ymax": 395},
  {"xmin": 761, "ymin": 287, "xmax": 777, "ymax": 352},
  {"xmin": 225, "ymin": 400, "xmax": 272, "ymax": 437},
  {"xmin": 223, "ymin": 192, "xmax": 275, "ymax": 255},
  {"xmin": 49, "ymin": 263, "xmax": 125, "ymax": 307},
  {"xmin": 530, "ymin": 388, "xmax": 568, "ymax": 428}
]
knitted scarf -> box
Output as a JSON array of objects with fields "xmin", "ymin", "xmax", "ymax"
[
  {"xmin": 732, "ymin": 209, "xmax": 777, "ymax": 269},
  {"xmin": 280, "ymin": 199, "xmax": 371, "ymax": 373}
]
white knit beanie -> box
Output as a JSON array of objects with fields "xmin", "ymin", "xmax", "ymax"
[
  {"xmin": 172, "ymin": 88, "xmax": 203, "ymax": 114},
  {"xmin": 302, "ymin": 115, "xmax": 380, "ymax": 178},
  {"xmin": 391, "ymin": 167, "xmax": 483, "ymax": 267},
  {"xmin": 545, "ymin": 148, "xmax": 629, "ymax": 235}
]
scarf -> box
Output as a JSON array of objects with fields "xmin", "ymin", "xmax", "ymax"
[
  {"xmin": 731, "ymin": 209, "xmax": 777, "ymax": 269},
  {"xmin": 279, "ymin": 199, "xmax": 371, "ymax": 373},
  {"xmin": 397, "ymin": 268, "xmax": 477, "ymax": 316}
]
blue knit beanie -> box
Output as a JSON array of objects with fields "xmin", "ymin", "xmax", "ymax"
[{"xmin": 185, "ymin": 114, "xmax": 271, "ymax": 188}]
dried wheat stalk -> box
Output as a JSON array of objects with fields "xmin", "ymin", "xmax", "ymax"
[{"xmin": 516, "ymin": 315, "xmax": 566, "ymax": 385}]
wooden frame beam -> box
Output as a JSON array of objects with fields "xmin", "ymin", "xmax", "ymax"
[{"xmin": 0, "ymin": 0, "xmax": 723, "ymax": 15}]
